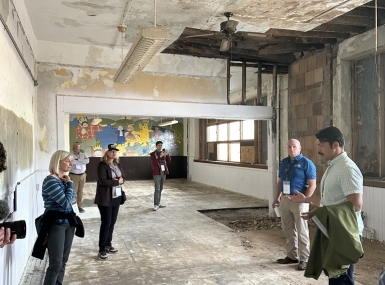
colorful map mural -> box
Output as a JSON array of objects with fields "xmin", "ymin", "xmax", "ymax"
[{"xmin": 69, "ymin": 115, "xmax": 183, "ymax": 157}]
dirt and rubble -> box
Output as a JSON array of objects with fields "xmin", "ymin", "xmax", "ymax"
[{"xmin": 202, "ymin": 207, "xmax": 385, "ymax": 285}]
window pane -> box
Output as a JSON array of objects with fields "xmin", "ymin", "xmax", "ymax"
[
  {"xmin": 218, "ymin": 124, "xmax": 228, "ymax": 141},
  {"xmin": 229, "ymin": 143, "xmax": 240, "ymax": 162},
  {"xmin": 229, "ymin": 121, "xmax": 240, "ymax": 141},
  {"xmin": 207, "ymin": 125, "xmax": 217, "ymax": 142},
  {"xmin": 242, "ymin": 120, "xmax": 254, "ymax": 140},
  {"xmin": 217, "ymin": 143, "xmax": 228, "ymax": 161}
]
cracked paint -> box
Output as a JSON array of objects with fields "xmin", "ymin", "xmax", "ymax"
[{"xmin": 24, "ymin": 0, "xmax": 370, "ymax": 47}]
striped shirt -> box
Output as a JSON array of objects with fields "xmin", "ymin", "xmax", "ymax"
[
  {"xmin": 42, "ymin": 175, "xmax": 75, "ymax": 215},
  {"xmin": 320, "ymin": 152, "xmax": 364, "ymax": 235}
]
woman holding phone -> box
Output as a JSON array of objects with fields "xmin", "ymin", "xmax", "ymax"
[{"xmin": 94, "ymin": 144, "xmax": 125, "ymax": 260}]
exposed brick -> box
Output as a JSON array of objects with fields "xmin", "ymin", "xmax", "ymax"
[
  {"xmin": 314, "ymin": 87, "xmax": 323, "ymax": 102},
  {"xmin": 298, "ymin": 92, "xmax": 306, "ymax": 105},
  {"xmin": 316, "ymin": 115, "xmax": 324, "ymax": 129},
  {"xmin": 305, "ymin": 149, "xmax": 316, "ymax": 162},
  {"xmin": 295, "ymin": 92, "xmax": 302, "ymax": 106},
  {"xmin": 297, "ymin": 73, "xmax": 305, "ymax": 88},
  {"xmin": 303, "ymin": 89, "xmax": 312, "ymax": 105},
  {"xmin": 313, "ymin": 67, "xmax": 324, "ymax": 83},
  {"xmin": 307, "ymin": 116, "xmax": 317, "ymax": 130},
  {"xmin": 316, "ymin": 53, "xmax": 327, "ymax": 68},
  {"xmin": 305, "ymin": 104, "xmax": 313, "ymax": 117},
  {"xmin": 305, "ymin": 135, "xmax": 314, "ymax": 150},
  {"xmin": 312, "ymin": 102, "xmax": 322, "ymax": 116},
  {"xmin": 290, "ymin": 93, "xmax": 298, "ymax": 106},
  {"xmin": 308, "ymin": 55, "xmax": 317, "ymax": 71},
  {"xmin": 300, "ymin": 116, "xmax": 307, "ymax": 129},
  {"xmin": 290, "ymin": 75, "xmax": 297, "ymax": 89},
  {"xmin": 289, "ymin": 93, "xmax": 296, "ymax": 106},
  {"xmin": 296, "ymin": 105, "xmax": 305, "ymax": 119},
  {"xmin": 305, "ymin": 70, "xmax": 314, "ymax": 86},
  {"xmin": 291, "ymin": 62, "xmax": 300, "ymax": 76},
  {"xmin": 299, "ymin": 59, "xmax": 308, "ymax": 74},
  {"xmin": 289, "ymin": 107, "xmax": 297, "ymax": 120}
]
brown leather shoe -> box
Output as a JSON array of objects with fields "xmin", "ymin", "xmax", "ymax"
[
  {"xmin": 277, "ymin": 257, "xmax": 299, "ymax": 264},
  {"xmin": 297, "ymin": 261, "xmax": 307, "ymax": 270}
]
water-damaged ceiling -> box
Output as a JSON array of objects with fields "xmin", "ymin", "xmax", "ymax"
[{"xmin": 24, "ymin": 0, "xmax": 382, "ymax": 70}]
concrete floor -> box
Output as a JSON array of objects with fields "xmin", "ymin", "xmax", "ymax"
[{"xmin": 20, "ymin": 179, "xmax": 331, "ymax": 285}]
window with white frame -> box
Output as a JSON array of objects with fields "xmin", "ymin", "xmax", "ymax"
[{"xmin": 204, "ymin": 119, "xmax": 266, "ymax": 164}]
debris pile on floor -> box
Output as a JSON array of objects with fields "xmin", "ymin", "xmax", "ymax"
[
  {"xmin": 229, "ymin": 216, "xmax": 281, "ymax": 232},
  {"xmin": 201, "ymin": 207, "xmax": 281, "ymax": 232}
]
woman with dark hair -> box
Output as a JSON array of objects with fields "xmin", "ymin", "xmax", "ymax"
[{"xmin": 94, "ymin": 144, "xmax": 125, "ymax": 260}]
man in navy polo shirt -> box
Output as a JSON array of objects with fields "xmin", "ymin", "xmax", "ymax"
[{"xmin": 272, "ymin": 139, "xmax": 316, "ymax": 271}]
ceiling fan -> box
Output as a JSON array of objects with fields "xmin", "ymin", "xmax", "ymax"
[{"xmin": 185, "ymin": 12, "xmax": 268, "ymax": 51}]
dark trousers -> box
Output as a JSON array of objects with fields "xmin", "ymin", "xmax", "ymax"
[
  {"xmin": 43, "ymin": 224, "xmax": 75, "ymax": 285},
  {"xmin": 329, "ymin": 264, "xmax": 355, "ymax": 285},
  {"xmin": 98, "ymin": 205, "xmax": 119, "ymax": 252}
]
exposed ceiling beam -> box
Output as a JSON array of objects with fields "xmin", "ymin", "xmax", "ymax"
[
  {"xmin": 266, "ymin": 28, "xmax": 348, "ymax": 39},
  {"xmin": 258, "ymin": 43, "xmax": 325, "ymax": 55},
  {"xmin": 313, "ymin": 23, "xmax": 367, "ymax": 34},
  {"xmin": 346, "ymin": 6, "xmax": 385, "ymax": 18}
]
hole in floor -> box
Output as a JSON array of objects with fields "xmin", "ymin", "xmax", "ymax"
[{"xmin": 199, "ymin": 207, "xmax": 281, "ymax": 232}]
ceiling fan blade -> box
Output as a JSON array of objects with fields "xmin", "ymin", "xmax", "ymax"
[
  {"xmin": 244, "ymin": 32, "xmax": 271, "ymax": 38},
  {"xmin": 220, "ymin": 38, "xmax": 231, "ymax": 51},
  {"xmin": 184, "ymin": 33, "xmax": 216, "ymax": 38}
]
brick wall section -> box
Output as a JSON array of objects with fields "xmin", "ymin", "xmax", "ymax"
[{"xmin": 288, "ymin": 49, "xmax": 333, "ymax": 194}]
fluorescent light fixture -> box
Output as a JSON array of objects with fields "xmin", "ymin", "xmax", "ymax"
[
  {"xmin": 158, "ymin": 120, "xmax": 178, "ymax": 127},
  {"xmin": 114, "ymin": 27, "xmax": 170, "ymax": 84}
]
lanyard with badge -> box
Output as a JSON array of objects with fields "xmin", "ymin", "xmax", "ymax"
[
  {"xmin": 155, "ymin": 151, "xmax": 166, "ymax": 172},
  {"xmin": 73, "ymin": 153, "xmax": 83, "ymax": 170},
  {"xmin": 283, "ymin": 161, "xmax": 296, "ymax": 195},
  {"xmin": 110, "ymin": 165, "xmax": 122, "ymax": 198},
  {"xmin": 67, "ymin": 180, "xmax": 80, "ymax": 215}
]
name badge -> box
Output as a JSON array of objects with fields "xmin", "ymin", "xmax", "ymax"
[
  {"xmin": 72, "ymin": 202, "xmax": 80, "ymax": 216},
  {"xmin": 75, "ymin": 164, "xmax": 81, "ymax": 170},
  {"xmin": 112, "ymin": 186, "xmax": 122, "ymax": 198},
  {"xmin": 283, "ymin": 181, "xmax": 291, "ymax": 195},
  {"xmin": 160, "ymin": 164, "xmax": 165, "ymax": 171}
]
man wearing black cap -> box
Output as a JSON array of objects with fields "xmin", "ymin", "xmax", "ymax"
[{"xmin": 150, "ymin": 141, "xmax": 171, "ymax": 211}]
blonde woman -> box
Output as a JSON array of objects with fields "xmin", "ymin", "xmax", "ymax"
[
  {"xmin": 94, "ymin": 144, "xmax": 125, "ymax": 260},
  {"xmin": 32, "ymin": 150, "xmax": 84, "ymax": 285}
]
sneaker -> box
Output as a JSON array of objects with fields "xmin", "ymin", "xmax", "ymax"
[
  {"xmin": 98, "ymin": 250, "xmax": 108, "ymax": 260},
  {"xmin": 106, "ymin": 246, "xmax": 118, "ymax": 253},
  {"xmin": 79, "ymin": 208, "xmax": 85, "ymax": 213},
  {"xmin": 153, "ymin": 205, "xmax": 159, "ymax": 211},
  {"xmin": 159, "ymin": 204, "xmax": 166, "ymax": 208}
]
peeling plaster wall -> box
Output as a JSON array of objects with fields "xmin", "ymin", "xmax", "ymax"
[
  {"xmin": 35, "ymin": 63, "xmax": 227, "ymax": 170},
  {"xmin": 0, "ymin": 8, "xmax": 38, "ymax": 285},
  {"xmin": 37, "ymin": 41, "xmax": 227, "ymax": 79}
]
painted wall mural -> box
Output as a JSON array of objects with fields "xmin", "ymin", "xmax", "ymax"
[{"xmin": 69, "ymin": 115, "xmax": 183, "ymax": 157}]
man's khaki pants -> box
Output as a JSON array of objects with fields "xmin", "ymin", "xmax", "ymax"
[
  {"xmin": 280, "ymin": 195, "xmax": 310, "ymax": 262},
  {"xmin": 69, "ymin": 173, "xmax": 86, "ymax": 208}
]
